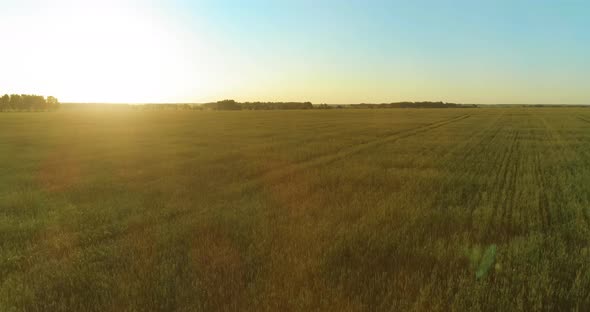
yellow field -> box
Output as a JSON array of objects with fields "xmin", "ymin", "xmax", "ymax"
[{"xmin": 2, "ymin": 108, "xmax": 590, "ymax": 311}]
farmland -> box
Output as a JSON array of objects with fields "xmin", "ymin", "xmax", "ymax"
[{"xmin": 2, "ymin": 108, "xmax": 590, "ymax": 311}]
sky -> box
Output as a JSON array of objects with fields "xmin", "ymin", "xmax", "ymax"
[{"xmin": 0, "ymin": 0, "xmax": 589, "ymax": 104}]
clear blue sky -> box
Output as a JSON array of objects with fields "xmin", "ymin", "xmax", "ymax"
[{"xmin": 1, "ymin": 0, "xmax": 589, "ymax": 104}]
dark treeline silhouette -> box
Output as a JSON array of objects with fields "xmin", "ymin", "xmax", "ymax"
[
  {"xmin": 52, "ymin": 101, "xmax": 590, "ymax": 111},
  {"xmin": 350, "ymin": 101, "xmax": 477, "ymax": 109},
  {"xmin": 494, "ymin": 104, "xmax": 590, "ymax": 108},
  {"xmin": 241, "ymin": 101, "xmax": 313, "ymax": 110},
  {"xmin": 200, "ymin": 99, "xmax": 313, "ymax": 110},
  {"xmin": 0, "ymin": 94, "xmax": 60, "ymax": 111},
  {"xmin": 202, "ymin": 100, "xmax": 475, "ymax": 110},
  {"xmin": 204, "ymin": 99, "xmax": 242, "ymax": 110},
  {"xmin": 61, "ymin": 100, "xmax": 483, "ymax": 111}
]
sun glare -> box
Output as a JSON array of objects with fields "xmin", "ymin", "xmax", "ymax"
[
  {"xmin": 0, "ymin": 0, "xmax": 220, "ymax": 103},
  {"xmin": 50, "ymin": 4, "xmax": 196, "ymax": 103}
]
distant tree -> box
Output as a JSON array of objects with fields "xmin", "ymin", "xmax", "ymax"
[
  {"xmin": 216, "ymin": 99, "xmax": 241, "ymax": 110},
  {"xmin": 22, "ymin": 95, "xmax": 33, "ymax": 110},
  {"xmin": 9, "ymin": 94, "xmax": 22, "ymax": 110},
  {"xmin": 32, "ymin": 95, "xmax": 46, "ymax": 111},
  {"xmin": 46, "ymin": 96, "xmax": 60, "ymax": 110},
  {"xmin": 0, "ymin": 94, "xmax": 59, "ymax": 112},
  {"xmin": 16, "ymin": 95, "xmax": 45, "ymax": 111},
  {"xmin": 347, "ymin": 101, "xmax": 472, "ymax": 109},
  {"xmin": 0, "ymin": 94, "xmax": 9, "ymax": 111}
]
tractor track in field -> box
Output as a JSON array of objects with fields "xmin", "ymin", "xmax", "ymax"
[
  {"xmin": 533, "ymin": 151, "xmax": 551, "ymax": 229},
  {"xmin": 535, "ymin": 119, "xmax": 561, "ymax": 229},
  {"xmin": 552, "ymin": 116, "xmax": 584, "ymax": 224},
  {"xmin": 427, "ymin": 112, "xmax": 504, "ymax": 234},
  {"xmin": 465, "ymin": 122, "xmax": 506, "ymax": 232},
  {"xmin": 544, "ymin": 116, "xmax": 588, "ymax": 228},
  {"xmin": 244, "ymin": 114, "xmax": 471, "ymax": 188},
  {"xmin": 480, "ymin": 115, "xmax": 521, "ymax": 242},
  {"xmin": 532, "ymin": 115, "xmax": 568, "ymax": 230},
  {"xmin": 24, "ymin": 114, "xmax": 473, "ymax": 264},
  {"xmin": 490, "ymin": 129, "xmax": 520, "ymax": 238},
  {"xmin": 426, "ymin": 111, "xmax": 527, "ymax": 241},
  {"xmin": 486, "ymin": 130, "xmax": 512, "ymax": 228},
  {"xmin": 550, "ymin": 121, "xmax": 572, "ymax": 226},
  {"xmin": 468, "ymin": 119, "xmax": 507, "ymax": 208},
  {"xmin": 443, "ymin": 113, "xmax": 504, "ymax": 180},
  {"xmin": 428, "ymin": 111, "xmax": 521, "ymax": 242},
  {"xmin": 499, "ymin": 131, "xmax": 521, "ymax": 237}
]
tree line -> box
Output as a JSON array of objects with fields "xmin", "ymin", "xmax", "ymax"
[
  {"xmin": 201, "ymin": 100, "xmax": 314, "ymax": 110},
  {"xmin": 349, "ymin": 101, "xmax": 477, "ymax": 109},
  {"xmin": 0, "ymin": 94, "xmax": 60, "ymax": 111},
  {"xmin": 200, "ymin": 100, "xmax": 476, "ymax": 110},
  {"xmin": 198, "ymin": 100, "xmax": 477, "ymax": 110},
  {"xmin": 180, "ymin": 100, "xmax": 477, "ymax": 110},
  {"xmin": 61, "ymin": 100, "xmax": 479, "ymax": 111}
]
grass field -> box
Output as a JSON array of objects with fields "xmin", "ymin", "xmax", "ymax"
[{"xmin": 2, "ymin": 108, "xmax": 590, "ymax": 311}]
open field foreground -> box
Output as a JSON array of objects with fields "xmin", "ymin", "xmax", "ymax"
[{"xmin": 3, "ymin": 108, "xmax": 590, "ymax": 311}]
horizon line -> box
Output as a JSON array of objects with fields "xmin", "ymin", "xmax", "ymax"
[{"xmin": 61, "ymin": 102, "xmax": 590, "ymax": 106}]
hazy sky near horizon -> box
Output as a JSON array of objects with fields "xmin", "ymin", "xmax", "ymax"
[{"xmin": 1, "ymin": 0, "xmax": 589, "ymax": 104}]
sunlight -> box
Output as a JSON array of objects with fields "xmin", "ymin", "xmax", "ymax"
[
  {"xmin": 48, "ymin": 3, "xmax": 197, "ymax": 103},
  {"xmin": 0, "ymin": 0, "xmax": 217, "ymax": 103}
]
